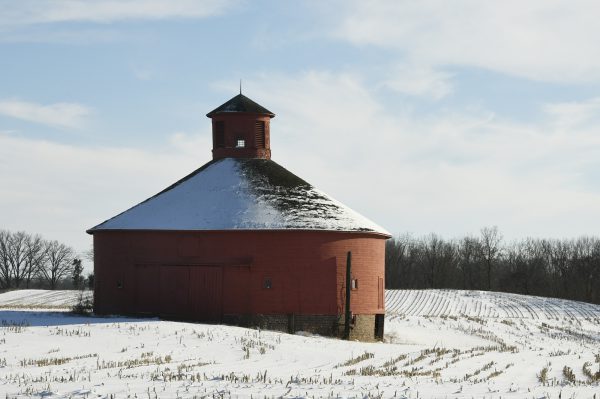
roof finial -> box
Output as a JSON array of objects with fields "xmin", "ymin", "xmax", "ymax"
[{"xmin": 239, "ymin": 79, "xmax": 242, "ymax": 95}]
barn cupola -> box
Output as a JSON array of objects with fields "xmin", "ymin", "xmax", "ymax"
[{"xmin": 206, "ymin": 94, "xmax": 275, "ymax": 160}]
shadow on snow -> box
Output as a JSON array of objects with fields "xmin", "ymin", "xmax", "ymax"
[{"xmin": 0, "ymin": 310, "xmax": 157, "ymax": 327}]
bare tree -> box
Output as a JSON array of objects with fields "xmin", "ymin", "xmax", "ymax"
[
  {"xmin": 549, "ymin": 239, "xmax": 573, "ymax": 298},
  {"xmin": 423, "ymin": 234, "xmax": 442, "ymax": 289},
  {"xmin": 571, "ymin": 237, "xmax": 600, "ymax": 304},
  {"xmin": 84, "ymin": 245, "xmax": 94, "ymax": 263},
  {"xmin": 421, "ymin": 234, "xmax": 458, "ymax": 289},
  {"xmin": 0, "ymin": 230, "xmax": 11, "ymax": 288},
  {"xmin": 385, "ymin": 235, "xmax": 419, "ymax": 288},
  {"xmin": 23, "ymin": 234, "xmax": 47, "ymax": 288},
  {"xmin": 40, "ymin": 240, "xmax": 74, "ymax": 289},
  {"xmin": 480, "ymin": 226, "xmax": 502, "ymax": 290},
  {"xmin": 7, "ymin": 231, "xmax": 28, "ymax": 288},
  {"xmin": 457, "ymin": 236, "xmax": 481, "ymax": 289},
  {"xmin": 504, "ymin": 239, "xmax": 547, "ymax": 295},
  {"xmin": 383, "ymin": 228, "xmax": 598, "ymax": 305}
]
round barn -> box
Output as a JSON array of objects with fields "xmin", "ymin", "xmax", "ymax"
[{"xmin": 87, "ymin": 94, "xmax": 390, "ymax": 341}]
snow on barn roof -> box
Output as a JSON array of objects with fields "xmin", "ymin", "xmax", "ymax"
[{"xmin": 87, "ymin": 158, "xmax": 389, "ymax": 235}]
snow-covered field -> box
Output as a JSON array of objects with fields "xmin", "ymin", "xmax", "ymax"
[
  {"xmin": 0, "ymin": 290, "xmax": 598, "ymax": 398},
  {"xmin": 0, "ymin": 290, "xmax": 92, "ymax": 309}
]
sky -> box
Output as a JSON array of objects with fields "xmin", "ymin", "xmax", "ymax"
[{"xmin": 1, "ymin": 0, "xmax": 600, "ymax": 266}]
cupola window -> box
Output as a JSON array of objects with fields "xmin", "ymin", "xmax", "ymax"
[
  {"xmin": 214, "ymin": 121, "xmax": 225, "ymax": 148},
  {"xmin": 255, "ymin": 120, "xmax": 265, "ymax": 148}
]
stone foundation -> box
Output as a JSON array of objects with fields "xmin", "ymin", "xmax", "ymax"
[
  {"xmin": 223, "ymin": 313, "xmax": 384, "ymax": 341},
  {"xmin": 223, "ymin": 314, "xmax": 339, "ymax": 337},
  {"xmin": 336, "ymin": 314, "xmax": 381, "ymax": 342}
]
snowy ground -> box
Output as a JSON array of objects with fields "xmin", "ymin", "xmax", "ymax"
[
  {"xmin": 0, "ymin": 290, "xmax": 92, "ymax": 309},
  {"xmin": 0, "ymin": 290, "xmax": 598, "ymax": 398}
]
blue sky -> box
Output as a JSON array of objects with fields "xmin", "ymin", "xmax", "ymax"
[{"xmin": 1, "ymin": 0, "xmax": 600, "ymax": 264}]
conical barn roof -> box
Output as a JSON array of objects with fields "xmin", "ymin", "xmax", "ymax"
[{"xmin": 87, "ymin": 158, "xmax": 389, "ymax": 235}]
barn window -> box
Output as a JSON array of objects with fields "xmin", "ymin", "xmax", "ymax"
[
  {"xmin": 214, "ymin": 121, "xmax": 225, "ymax": 148},
  {"xmin": 263, "ymin": 277, "xmax": 272, "ymax": 289},
  {"xmin": 255, "ymin": 120, "xmax": 265, "ymax": 148},
  {"xmin": 117, "ymin": 281, "xmax": 123, "ymax": 289},
  {"xmin": 236, "ymin": 138, "xmax": 246, "ymax": 148},
  {"xmin": 351, "ymin": 279, "xmax": 358, "ymax": 290}
]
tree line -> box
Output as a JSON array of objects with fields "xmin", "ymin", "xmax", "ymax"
[
  {"xmin": 0, "ymin": 229, "xmax": 91, "ymax": 290},
  {"xmin": 385, "ymin": 227, "xmax": 600, "ymax": 305}
]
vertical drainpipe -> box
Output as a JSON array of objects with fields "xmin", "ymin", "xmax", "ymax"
[{"xmin": 344, "ymin": 251, "xmax": 352, "ymax": 340}]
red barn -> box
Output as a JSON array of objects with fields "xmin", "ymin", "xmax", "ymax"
[{"xmin": 87, "ymin": 94, "xmax": 390, "ymax": 340}]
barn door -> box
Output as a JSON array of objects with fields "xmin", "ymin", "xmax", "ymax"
[
  {"xmin": 135, "ymin": 265, "xmax": 159, "ymax": 314},
  {"xmin": 159, "ymin": 266, "xmax": 190, "ymax": 318},
  {"xmin": 189, "ymin": 266, "xmax": 223, "ymax": 322}
]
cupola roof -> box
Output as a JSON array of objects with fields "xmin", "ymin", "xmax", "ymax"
[{"xmin": 206, "ymin": 94, "xmax": 275, "ymax": 118}]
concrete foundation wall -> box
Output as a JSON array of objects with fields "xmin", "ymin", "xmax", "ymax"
[
  {"xmin": 223, "ymin": 314, "xmax": 339, "ymax": 337},
  {"xmin": 337, "ymin": 314, "xmax": 382, "ymax": 342},
  {"xmin": 223, "ymin": 313, "xmax": 382, "ymax": 341}
]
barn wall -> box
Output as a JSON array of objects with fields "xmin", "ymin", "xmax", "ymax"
[
  {"xmin": 321, "ymin": 237, "xmax": 386, "ymax": 316},
  {"xmin": 93, "ymin": 230, "xmax": 385, "ymax": 339}
]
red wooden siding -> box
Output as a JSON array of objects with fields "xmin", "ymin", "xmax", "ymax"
[
  {"xmin": 189, "ymin": 266, "xmax": 222, "ymax": 321},
  {"xmin": 93, "ymin": 230, "xmax": 385, "ymax": 321},
  {"xmin": 133, "ymin": 264, "xmax": 224, "ymax": 321},
  {"xmin": 134, "ymin": 265, "xmax": 159, "ymax": 313},
  {"xmin": 159, "ymin": 266, "xmax": 189, "ymax": 317}
]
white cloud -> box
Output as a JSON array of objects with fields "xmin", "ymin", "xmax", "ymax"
[
  {"xmin": 216, "ymin": 71, "xmax": 381, "ymax": 152},
  {"xmin": 0, "ymin": 99, "xmax": 91, "ymax": 129},
  {"xmin": 0, "ymin": 131, "xmax": 209, "ymax": 256},
  {"xmin": 382, "ymin": 63, "xmax": 453, "ymax": 100},
  {"xmin": 3, "ymin": 72, "xmax": 600, "ymax": 261},
  {"xmin": 220, "ymin": 72, "xmax": 600, "ymax": 239},
  {"xmin": 0, "ymin": 0, "xmax": 235, "ymax": 26},
  {"xmin": 333, "ymin": 0, "xmax": 600, "ymax": 83},
  {"xmin": 543, "ymin": 97, "xmax": 600, "ymax": 130},
  {"xmin": 0, "ymin": 28, "xmax": 123, "ymax": 44},
  {"xmin": 169, "ymin": 131, "xmax": 212, "ymax": 159}
]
